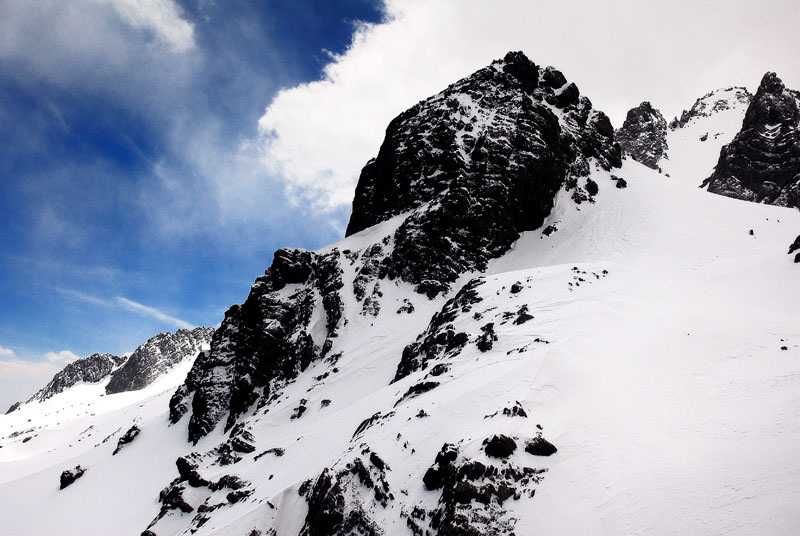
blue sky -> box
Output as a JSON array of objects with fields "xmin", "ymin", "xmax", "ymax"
[
  {"xmin": 2, "ymin": 0, "xmax": 799, "ymax": 408},
  {"xmin": 0, "ymin": 0, "xmax": 383, "ymax": 404}
]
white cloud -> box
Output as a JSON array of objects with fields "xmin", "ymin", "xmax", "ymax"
[
  {"xmin": 258, "ymin": 0, "xmax": 800, "ymax": 211},
  {"xmin": 43, "ymin": 350, "xmax": 81, "ymax": 363},
  {"xmin": 116, "ymin": 296, "xmax": 192, "ymax": 329},
  {"xmin": 93, "ymin": 0, "xmax": 195, "ymax": 52},
  {"xmin": 0, "ymin": 345, "xmax": 15, "ymax": 358},
  {"xmin": 0, "ymin": 360, "xmax": 57, "ymax": 410}
]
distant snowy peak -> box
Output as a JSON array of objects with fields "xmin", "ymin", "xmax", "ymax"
[
  {"xmin": 616, "ymin": 101, "xmax": 668, "ymax": 170},
  {"xmin": 703, "ymin": 72, "xmax": 800, "ymax": 208},
  {"xmin": 669, "ymin": 86, "xmax": 752, "ymax": 130},
  {"xmin": 105, "ymin": 326, "xmax": 214, "ymax": 395},
  {"xmin": 22, "ymin": 327, "xmax": 213, "ymax": 407},
  {"xmin": 28, "ymin": 353, "xmax": 127, "ymax": 403}
]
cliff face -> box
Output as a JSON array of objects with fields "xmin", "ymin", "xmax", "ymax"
[
  {"xmin": 703, "ymin": 72, "xmax": 800, "ymax": 208},
  {"xmin": 169, "ymin": 248, "xmax": 344, "ymax": 443}
]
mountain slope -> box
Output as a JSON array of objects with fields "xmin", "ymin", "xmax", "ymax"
[{"xmin": 1, "ymin": 53, "xmax": 799, "ymax": 536}]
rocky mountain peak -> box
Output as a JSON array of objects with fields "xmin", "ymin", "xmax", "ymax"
[
  {"xmin": 742, "ymin": 71, "xmax": 799, "ymax": 128},
  {"xmin": 105, "ymin": 327, "xmax": 213, "ymax": 395},
  {"xmin": 29, "ymin": 353, "xmax": 127, "ymax": 403},
  {"xmin": 616, "ymin": 101, "xmax": 668, "ymax": 170},
  {"xmin": 703, "ymin": 71, "xmax": 800, "ymax": 208},
  {"xmin": 170, "ymin": 51, "xmax": 623, "ymax": 444},
  {"xmin": 345, "ymin": 51, "xmax": 620, "ymax": 299}
]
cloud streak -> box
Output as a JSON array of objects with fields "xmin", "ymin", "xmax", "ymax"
[
  {"xmin": 57, "ymin": 287, "xmax": 193, "ymax": 329},
  {"xmin": 116, "ymin": 296, "xmax": 192, "ymax": 329}
]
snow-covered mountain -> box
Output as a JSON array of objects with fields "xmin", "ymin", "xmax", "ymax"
[{"xmin": 1, "ymin": 52, "xmax": 799, "ymax": 536}]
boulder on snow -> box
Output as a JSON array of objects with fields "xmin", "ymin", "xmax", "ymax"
[
  {"xmin": 483, "ymin": 435, "xmax": 518, "ymax": 458},
  {"xmin": 60, "ymin": 466, "xmax": 86, "ymax": 489},
  {"xmin": 525, "ymin": 435, "xmax": 558, "ymax": 456}
]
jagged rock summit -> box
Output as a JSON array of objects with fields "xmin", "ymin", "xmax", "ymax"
[
  {"xmin": 616, "ymin": 101, "xmax": 668, "ymax": 170},
  {"xmin": 29, "ymin": 353, "xmax": 126, "ymax": 403},
  {"xmin": 171, "ymin": 51, "xmax": 622, "ymax": 445},
  {"xmin": 669, "ymin": 86, "xmax": 752, "ymax": 130},
  {"xmin": 346, "ymin": 51, "xmax": 620, "ymax": 299},
  {"xmin": 703, "ymin": 72, "xmax": 800, "ymax": 207},
  {"xmin": 105, "ymin": 327, "xmax": 213, "ymax": 394}
]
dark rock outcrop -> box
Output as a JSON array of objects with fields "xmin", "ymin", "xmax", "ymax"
[
  {"xmin": 789, "ymin": 234, "xmax": 800, "ymax": 254},
  {"xmin": 524, "ymin": 435, "xmax": 557, "ymax": 457},
  {"xmin": 113, "ymin": 425, "xmax": 141, "ymax": 455},
  {"xmin": 170, "ymin": 248, "xmax": 344, "ymax": 443},
  {"xmin": 345, "ymin": 51, "xmax": 620, "ymax": 297},
  {"xmin": 703, "ymin": 72, "xmax": 800, "ymax": 208},
  {"xmin": 106, "ymin": 327, "xmax": 213, "ymax": 395},
  {"xmin": 5, "ymin": 401, "xmax": 20, "ymax": 414},
  {"xmin": 60, "ymin": 466, "xmax": 86, "ymax": 489},
  {"xmin": 395, "ymin": 278, "xmax": 485, "ymax": 381},
  {"xmin": 30, "ymin": 353, "xmax": 127, "ymax": 403},
  {"xmin": 616, "ymin": 101, "xmax": 668, "ymax": 169},
  {"xmin": 300, "ymin": 452, "xmax": 392, "ymax": 536},
  {"xmin": 418, "ymin": 443, "xmax": 546, "ymax": 535}
]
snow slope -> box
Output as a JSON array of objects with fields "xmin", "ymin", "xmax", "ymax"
[{"xmin": 1, "ymin": 89, "xmax": 799, "ymax": 535}]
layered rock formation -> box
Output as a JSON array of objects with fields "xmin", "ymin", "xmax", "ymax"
[{"xmin": 702, "ymin": 72, "xmax": 800, "ymax": 207}]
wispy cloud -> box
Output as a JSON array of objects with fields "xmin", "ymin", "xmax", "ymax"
[
  {"xmin": 56, "ymin": 287, "xmax": 114, "ymax": 307},
  {"xmin": 0, "ymin": 345, "xmax": 15, "ymax": 358},
  {"xmin": 95, "ymin": 0, "xmax": 196, "ymax": 53},
  {"xmin": 116, "ymin": 296, "xmax": 192, "ymax": 329},
  {"xmin": 57, "ymin": 287, "xmax": 192, "ymax": 329}
]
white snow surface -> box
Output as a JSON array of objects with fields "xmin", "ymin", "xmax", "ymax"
[
  {"xmin": 1, "ymin": 110, "xmax": 800, "ymax": 535},
  {"xmin": 663, "ymin": 87, "xmax": 751, "ymax": 185}
]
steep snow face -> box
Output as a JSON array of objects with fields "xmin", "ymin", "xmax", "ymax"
[
  {"xmin": 703, "ymin": 72, "xmax": 800, "ymax": 208},
  {"xmin": 2, "ymin": 159, "xmax": 798, "ymax": 536},
  {"xmin": 663, "ymin": 86, "xmax": 752, "ymax": 184},
  {"xmin": 616, "ymin": 101, "xmax": 668, "ymax": 170}
]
